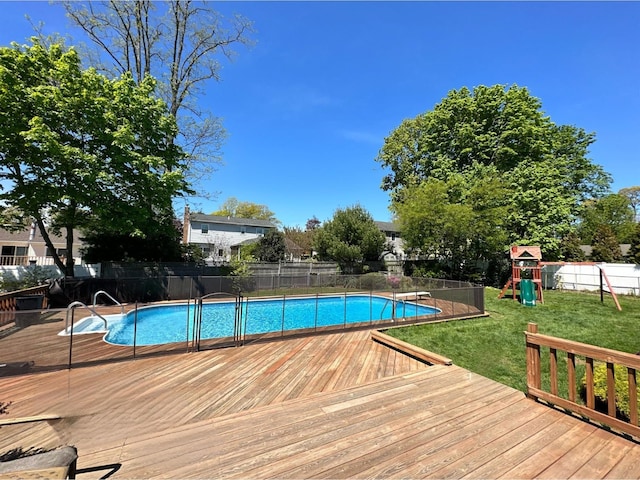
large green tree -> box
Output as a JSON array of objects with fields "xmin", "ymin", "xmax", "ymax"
[
  {"xmin": 376, "ymin": 84, "xmax": 611, "ymax": 259},
  {"xmin": 61, "ymin": 0, "xmax": 253, "ymax": 193},
  {"xmin": 212, "ymin": 197, "xmax": 279, "ymax": 223},
  {"xmin": 619, "ymin": 186, "xmax": 640, "ymax": 222},
  {"xmin": 0, "ymin": 40, "xmax": 190, "ymax": 275},
  {"xmin": 590, "ymin": 225, "xmax": 622, "ymax": 263},
  {"xmin": 577, "ymin": 193, "xmax": 635, "ymax": 244},
  {"xmin": 391, "ymin": 170, "xmax": 509, "ymax": 280},
  {"xmin": 313, "ymin": 205, "xmax": 385, "ymax": 273}
]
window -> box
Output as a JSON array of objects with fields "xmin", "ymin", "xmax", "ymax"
[
  {"xmin": 218, "ymin": 249, "xmax": 224, "ymax": 257},
  {"xmin": 201, "ymin": 224, "xmax": 209, "ymax": 234},
  {"xmin": 391, "ymin": 233, "xmax": 396, "ymax": 241},
  {"xmin": 46, "ymin": 247, "xmax": 66, "ymax": 257},
  {"xmin": 240, "ymin": 226, "xmax": 246, "ymax": 234},
  {"xmin": 256, "ymin": 227, "xmax": 264, "ymax": 236},
  {"xmin": 1, "ymin": 246, "xmax": 15, "ymax": 265}
]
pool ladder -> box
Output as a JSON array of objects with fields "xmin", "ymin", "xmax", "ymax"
[
  {"xmin": 64, "ymin": 302, "xmax": 108, "ymax": 335},
  {"xmin": 64, "ymin": 290, "xmax": 124, "ymax": 334}
]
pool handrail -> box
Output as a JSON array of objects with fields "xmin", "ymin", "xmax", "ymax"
[
  {"xmin": 92, "ymin": 290, "xmax": 124, "ymax": 316},
  {"xmin": 65, "ymin": 301, "xmax": 108, "ymax": 334}
]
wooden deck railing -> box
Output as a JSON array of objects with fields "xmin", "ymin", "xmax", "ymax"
[
  {"xmin": 526, "ymin": 322, "xmax": 640, "ymax": 439},
  {"xmin": 0, "ymin": 285, "xmax": 49, "ymax": 328}
]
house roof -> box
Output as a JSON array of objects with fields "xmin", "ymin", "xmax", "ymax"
[
  {"xmin": 190, "ymin": 213, "xmax": 276, "ymax": 229},
  {"xmin": 284, "ymin": 238, "xmax": 303, "ymax": 253},
  {"xmin": 375, "ymin": 221, "xmax": 400, "ymax": 233},
  {"xmin": 0, "ymin": 226, "xmax": 75, "ymax": 244},
  {"xmin": 509, "ymin": 245, "xmax": 542, "ymax": 261},
  {"xmin": 580, "ymin": 244, "xmax": 631, "ymax": 257}
]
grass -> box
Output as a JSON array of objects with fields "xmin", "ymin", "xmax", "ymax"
[{"xmin": 386, "ymin": 287, "xmax": 640, "ymax": 394}]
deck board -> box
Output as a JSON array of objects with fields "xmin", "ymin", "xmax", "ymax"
[{"xmin": 1, "ymin": 329, "xmax": 640, "ymax": 479}]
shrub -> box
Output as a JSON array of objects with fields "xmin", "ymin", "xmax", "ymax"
[
  {"xmin": 581, "ymin": 362, "xmax": 640, "ymax": 420},
  {"xmin": 0, "ymin": 266, "xmax": 56, "ymax": 293}
]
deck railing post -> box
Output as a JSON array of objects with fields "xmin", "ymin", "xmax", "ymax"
[
  {"xmin": 526, "ymin": 323, "xmax": 541, "ymax": 397},
  {"xmin": 629, "ymin": 368, "xmax": 638, "ymax": 426},
  {"xmin": 607, "ymin": 362, "xmax": 616, "ymax": 417}
]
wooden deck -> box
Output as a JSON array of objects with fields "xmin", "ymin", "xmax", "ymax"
[
  {"xmin": 0, "ymin": 294, "xmax": 482, "ymax": 375},
  {"xmin": 2, "ymin": 329, "xmax": 640, "ymax": 478}
]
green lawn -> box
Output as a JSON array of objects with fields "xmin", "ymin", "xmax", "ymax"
[{"xmin": 386, "ymin": 287, "xmax": 640, "ymax": 393}]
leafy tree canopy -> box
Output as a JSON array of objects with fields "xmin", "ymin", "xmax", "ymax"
[
  {"xmin": 312, "ymin": 205, "xmax": 385, "ymax": 273},
  {"xmin": 619, "ymin": 186, "xmax": 640, "ymax": 222},
  {"xmin": 392, "ymin": 172, "xmax": 509, "ymax": 280},
  {"xmin": 590, "ymin": 224, "xmax": 622, "ymax": 263},
  {"xmin": 283, "ymin": 226, "xmax": 314, "ymax": 258},
  {"xmin": 376, "ymin": 84, "xmax": 611, "ymax": 258},
  {"xmin": 577, "ymin": 193, "xmax": 635, "ymax": 244},
  {"xmin": 212, "ymin": 197, "xmax": 278, "ymax": 223},
  {"xmin": 628, "ymin": 222, "xmax": 640, "ymax": 265},
  {"xmin": 0, "ymin": 40, "xmax": 190, "ymax": 275},
  {"xmin": 61, "ymin": 0, "xmax": 254, "ymax": 195},
  {"xmin": 557, "ymin": 231, "xmax": 586, "ymax": 262},
  {"xmin": 305, "ymin": 216, "xmax": 321, "ymax": 231},
  {"xmin": 256, "ymin": 230, "xmax": 286, "ymax": 263}
]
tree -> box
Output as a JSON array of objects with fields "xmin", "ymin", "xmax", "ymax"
[
  {"xmin": 590, "ymin": 225, "xmax": 622, "ymax": 263},
  {"xmin": 306, "ymin": 216, "xmax": 321, "ymax": 231},
  {"xmin": 255, "ymin": 230, "xmax": 285, "ymax": 263},
  {"xmin": 391, "ymin": 171, "xmax": 509, "ymax": 280},
  {"xmin": 557, "ymin": 231, "xmax": 586, "ymax": 262},
  {"xmin": 619, "ymin": 186, "xmax": 640, "ymax": 222},
  {"xmin": 376, "ymin": 84, "xmax": 611, "ymax": 257},
  {"xmin": 62, "ymin": 0, "xmax": 253, "ymax": 192},
  {"xmin": 313, "ymin": 205, "xmax": 385, "ymax": 273},
  {"xmin": 628, "ymin": 222, "xmax": 640, "ymax": 265},
  {"xmin": 0, "ymin": 40, "xmax": 189, "ymax": 276},
  {"xmin": 283, "ymin": 226, "xmax": 314, "ymax": 258},
  {"xmin": 212, "ymin": 197, "xmax": 278, "ymax": 223},
  {"xmin": 577, "ymin": 194, "xmax": 635, "ymax": 244},
  {"xmin": 81, "ymin": 229, "xmax": 183, "ymax": 263}
]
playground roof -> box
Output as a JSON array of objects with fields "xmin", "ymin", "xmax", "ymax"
[{"xmin": 509, "ymin": 245, "xmax": 542, "ymax": 261}]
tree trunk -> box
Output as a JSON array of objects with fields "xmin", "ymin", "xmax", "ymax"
[{"xmin": 34, "ymin": 216, "xmax": 74, "ymax": 278}]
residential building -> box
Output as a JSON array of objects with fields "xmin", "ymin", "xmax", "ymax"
[
  {"xmin": 0, "ymin": 224, "xmax": 82, "ymax": 266},
  {"xmin": 182, "ymin": 207, "xmax": 277, "ymax": 263},
  {"xmin": 375, "ymin": 221, "xmax": 406, "ymax": 261}
]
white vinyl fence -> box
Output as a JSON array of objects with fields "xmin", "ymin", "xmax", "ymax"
[{"xmin": 541, "ymin": 263, "xmax": 640, "ymax": 296}]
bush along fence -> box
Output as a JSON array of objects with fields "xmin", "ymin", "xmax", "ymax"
[
  {"xmin": 0, "ymin": 275, "xmax": 485, "ymax": 377},
  {"xmin": 525, "ymin": 322, "xmax": 640, "ymax": 440}
]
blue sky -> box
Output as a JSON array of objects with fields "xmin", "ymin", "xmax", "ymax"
[{"xmin": 2, "ymin": 1, "xmax": 639, "ymax": 228}]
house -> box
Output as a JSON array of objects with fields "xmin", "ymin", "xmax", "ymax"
[
  {"xmin": 0, "ymin": 224, "xmax": 82, "ymax": 266},
  {"xmin": 182, "ymin": 207, "xmax": 277, "ymax": 263},
  {"xmin": 375, "ymin": 221, "xmax": 406, "ymax": 261}
]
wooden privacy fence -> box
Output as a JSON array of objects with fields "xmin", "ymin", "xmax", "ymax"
[{"xmin": 526, "ymin": 322, "xmax": 640, "ymax": 439}]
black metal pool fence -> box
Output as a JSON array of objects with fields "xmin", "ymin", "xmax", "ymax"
[
  {"xmin": 52, "ymin": 274, "xmax": 483, "ymax": 306},
  {"xmin": 0, "ymin": 275, "xmax": 484, "ymax": 377}
]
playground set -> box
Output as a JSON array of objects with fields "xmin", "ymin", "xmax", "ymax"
[{"xmin": 498, "ymin": 245, "xmax": 621, "ymax": 310}]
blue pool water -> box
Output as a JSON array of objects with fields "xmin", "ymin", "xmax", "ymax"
[{"xmin": 101, "ymin": 295, "xmax": 439, "ymax": 346}]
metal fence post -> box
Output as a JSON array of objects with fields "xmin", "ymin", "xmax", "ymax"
[{"xmin": 133, "ymin": 302, "xmax": 138, "ymax": 359}]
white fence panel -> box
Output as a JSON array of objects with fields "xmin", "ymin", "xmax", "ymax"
[{"xmin": 542, "ymin": 263, "xmax": 640, "ymax": 296}]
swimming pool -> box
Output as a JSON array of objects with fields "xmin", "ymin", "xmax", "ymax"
[{"xmin": 64, "ymin": 295, "xmax": 440, "ymax": 346}]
